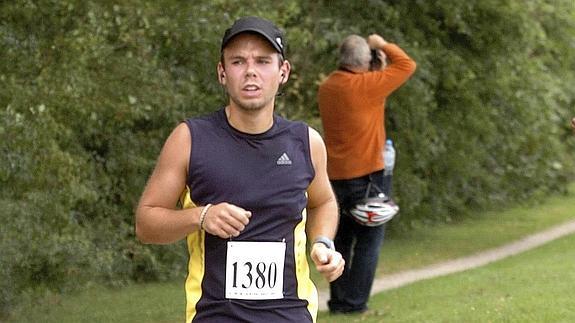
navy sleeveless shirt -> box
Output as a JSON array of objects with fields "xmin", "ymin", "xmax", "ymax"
[{"xmin": 181, "ymin": 108, "xmax": 318, "ymax": 322}]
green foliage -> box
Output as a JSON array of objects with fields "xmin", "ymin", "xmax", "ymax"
[
  {"xmin": 302, "ymin": 0, "xmax": 575, "ymax": 226},
  {"xmin": 1, "ymin": 0, "xmax": 574, "ymax": 317},
  {"xmin": 0, "ymin": 107, "xmax": 99, "ymax": 314}
]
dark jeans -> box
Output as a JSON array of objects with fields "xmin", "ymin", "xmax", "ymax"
[{"xmin": 328, "ymin": 170, "xmax": 391, "ymax": 313}]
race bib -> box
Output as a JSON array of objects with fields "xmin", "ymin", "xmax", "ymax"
[{"xmin": 225, "ymin": 241, "xmax": 286, "ymax": 300}]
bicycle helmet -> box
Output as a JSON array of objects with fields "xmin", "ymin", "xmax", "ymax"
[
  {"xmin": 350, "ymin": 195, "xmax": 399, "ymax": 226},
  {"xmin": 348, "ymin": 181, "xmax": 399, "ymax": 227}
]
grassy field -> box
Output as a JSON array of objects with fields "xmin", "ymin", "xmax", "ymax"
[
  {"xmin": 320, "ymin": 233, "xmax": 575, "ymax": 322},
  {"xmin": 315, "ymin": 183, "xmax": 575, "ymax": 290},
  {"xmin": 8, "ymin": 282, "xmax": 185, "ymax": 323},
  {"xmin": 7, "ymin": 184, "xmax": 575, "ymax": 322}
]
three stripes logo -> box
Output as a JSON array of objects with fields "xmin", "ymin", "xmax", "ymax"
[{"xmin": 276, "ymin": 152, "xmax": 292, "ymax": 165}]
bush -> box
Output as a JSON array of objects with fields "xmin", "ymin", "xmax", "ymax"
[{"xmin": 1, "ymin": 0, "xmax": 574, "ymax": 317}]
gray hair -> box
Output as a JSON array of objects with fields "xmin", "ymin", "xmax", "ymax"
[{"xmin": 339, "ymin": 35, "xmax": 371, "ymax": 69}]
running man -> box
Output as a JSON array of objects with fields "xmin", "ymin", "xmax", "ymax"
[{"xmin": 135, "ymin": 16, "xmax": 344, "ymax": 322}]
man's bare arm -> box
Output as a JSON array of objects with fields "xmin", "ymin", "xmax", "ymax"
[{"xmin": 306, "ymin": 127, "xmax": 344, "ymax": 282}]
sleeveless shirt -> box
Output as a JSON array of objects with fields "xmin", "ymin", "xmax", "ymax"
[{"xmin": 180, "ymin": 108, "xmax": 319, "ymax": 322}]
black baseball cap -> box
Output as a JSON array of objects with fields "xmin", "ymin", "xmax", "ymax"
[{"xmin": 221, "ymin": 16, "xmax": 285, "ymax": 57}]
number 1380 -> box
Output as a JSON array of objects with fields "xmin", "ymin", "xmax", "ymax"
[{"xmin": 232, "ymin": 261, "xmax": 278, "ymax": 289}]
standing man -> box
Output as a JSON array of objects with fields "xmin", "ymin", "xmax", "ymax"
[
  {"xmin": 318, "ymin": 34, "xmax": 416, "ymax": 313},
  {"xmin": 136, "ymin": 16, "xmax": 344, "ymax": 323}
]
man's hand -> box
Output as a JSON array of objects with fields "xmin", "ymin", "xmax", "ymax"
[
  {"xmin": 201, "ymin": 202, "xmax": 252, "ymax": 239},
  {"xmin": 367, "ymin": 34, "xmax": 387, "ymax": 49},
  {"xmin": 310, "ymin": 243, "xmax": 345, "ymax": 282},
  {"xmin": 571, "ymin": 117, "xmax": 575, "ymax": 134}
]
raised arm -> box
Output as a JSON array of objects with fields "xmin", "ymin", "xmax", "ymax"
[{"xmin": 367, "ymin": 34, "xmax": 417, "ymax": 97}]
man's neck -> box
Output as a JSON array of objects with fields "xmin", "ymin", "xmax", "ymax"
[
  {"xmin": 340, "ymin": 65, "xmax": 369, "ymax": 73},
  {"xmin": 225, "ymin": 105, "xmax": 274, "ymax": 134}
]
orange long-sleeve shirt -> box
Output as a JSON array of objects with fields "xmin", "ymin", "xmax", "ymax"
[{"xmin": 318, "ymin": 43, "xmax": 416, "ymax": 180}]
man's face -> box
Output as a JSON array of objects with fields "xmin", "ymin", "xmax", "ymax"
[{"xmin": 218, "ymin": 33, "xmax": 288, "ymax": 112}]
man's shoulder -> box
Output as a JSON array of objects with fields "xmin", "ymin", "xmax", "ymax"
[
  {"xmin": 319, "ymin": 70, "xmax": 353, "ymax": 89},
  {"xmin": 275, "ymin": 114, "xmax": 309, "ymax": 133}
]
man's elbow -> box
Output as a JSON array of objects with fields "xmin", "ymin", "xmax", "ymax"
[
  {"xmin": 135, "ymin": 214, "xmax": 158, "ymax": 244},
  {"xmin": 407, "ymin": 60, "xmax": 417, "ymax": 75},
  {"xmin": 135, "ymin": 222, "xmax": 153, "ymax": 244}
]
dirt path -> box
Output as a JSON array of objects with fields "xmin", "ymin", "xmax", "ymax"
[{"xmin": 318, "ymin": 219, "xmax": 575, "ymax": 311}]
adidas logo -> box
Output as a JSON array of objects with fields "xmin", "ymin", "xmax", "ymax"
[{"xmin": 276, "ymin": 152, "xmax": 292, "ymax": 165}]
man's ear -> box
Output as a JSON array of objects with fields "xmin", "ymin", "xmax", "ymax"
[
  {"xmin": 279, "ymin": 60, "xmax": 291, "ymax": 85},
  {"xmin": 217, "ymin": 62, "xmax": 226, "ymax": 85}
]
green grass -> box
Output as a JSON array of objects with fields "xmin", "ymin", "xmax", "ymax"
[
  {"xmin": 319, "ymin": 233, "xmax": 575, "ymax": 322},
  {"xmin": 7, "ymin": 184, "xmax": 575, "ymax": 322},
  {"xmin": 378, "ymin": 184, "xmax": 575, "ymax": 274},
  {"xmin": 8, "ymin": 282, "xmax": 185, "ymax": 323},
  {"xmin": 9, "ymin": 282, "xmax": 185, "ymax": 323},
  {"xmin": 312, "ymin": 183, "xmax": 575, "ymax": 290}
]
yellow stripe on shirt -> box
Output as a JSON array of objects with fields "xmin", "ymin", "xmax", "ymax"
[{"xmin": 180, "ymin": 186, "xmax": 205, "ymax": 323}]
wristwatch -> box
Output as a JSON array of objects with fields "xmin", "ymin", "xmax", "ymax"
[{"xmin": 313, "ymin": 236, "xmax": 335, "ymax": 251}]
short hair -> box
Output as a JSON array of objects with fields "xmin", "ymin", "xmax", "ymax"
[{"xmin": 339, "ymin": 35, "xmax": 371, "ymax": 69}]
